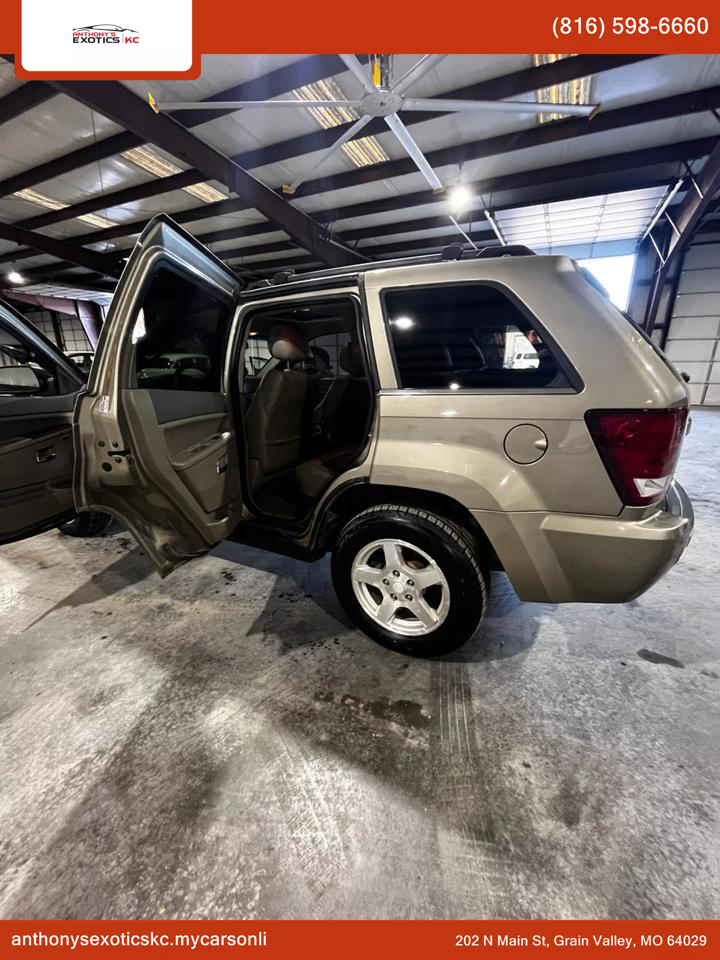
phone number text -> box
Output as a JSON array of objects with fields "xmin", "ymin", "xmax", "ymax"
[{"xmin": 552, "ymin": 16, "xmax": 709, "ymax": 37}]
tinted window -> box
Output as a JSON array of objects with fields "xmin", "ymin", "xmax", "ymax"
[
  {"xmin": 131, "ymin": 267, "xmax": 232, "ymax": 391},
  {"xmin": 384, "ymin": 283, "xmax": 569, "ymax": 390}
]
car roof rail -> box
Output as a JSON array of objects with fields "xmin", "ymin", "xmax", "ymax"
[
  {"xmin": 475, "ymin": 244, "xmax": 536, "ymax": 258},
  {"xmin": 440, "ymin": 243, "xmax": 465, "ymax": 260},
  {"xmin": 237, "ymin": 243, "xmax": 539, "ymax": 298},
  {"xmin": 271, "ymin": 268, "xmax": 296, "ymax": 284}
]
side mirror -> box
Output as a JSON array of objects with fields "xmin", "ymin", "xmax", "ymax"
[
  {"xmin": 0, "ymin": 364, "xmax": 42, "ymax": 395},
  {"xmin": 680, "ymin": 370, "xmax": 691, "ymax": 383}
]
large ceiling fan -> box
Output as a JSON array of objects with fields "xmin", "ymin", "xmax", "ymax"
[{"xmin": 149, "ymin": 55, "xmax": 600, "ymax": 196}]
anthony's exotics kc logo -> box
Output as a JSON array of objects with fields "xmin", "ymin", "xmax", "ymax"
[{"xmin": 72, "ymin": 23, "xmax": 140, "ymax": 43}]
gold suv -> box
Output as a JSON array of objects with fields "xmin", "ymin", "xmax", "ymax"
[{"xmin": 0, "ymin": 217, "xmax": 694, "ymax": 655}]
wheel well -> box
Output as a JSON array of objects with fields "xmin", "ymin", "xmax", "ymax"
[{"xmin": 316, "ymin": 482, "xmax": 501, "ymax": 567}]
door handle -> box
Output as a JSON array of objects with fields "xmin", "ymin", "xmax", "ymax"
[{"xmin": 36, "ymin": 445, "xmax": 57, "ymax": 463}]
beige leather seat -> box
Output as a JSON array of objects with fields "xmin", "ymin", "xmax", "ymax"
[{"xmin": 245, "ymin": 323, "xmax": 310, "ymax": 493}]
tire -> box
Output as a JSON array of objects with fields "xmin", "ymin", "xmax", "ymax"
[
  {"xmin": 57, "ymin": 511, "xmax": 112, "ymax": 538},
  {"xmin": 331, "ymin": 504, "xmax": 489, "ymax": 656}
]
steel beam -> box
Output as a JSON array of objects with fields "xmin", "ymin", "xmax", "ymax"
[
  {"xmin": 292, "ymin": 86, "xmax": 720, "ymax": 200},
  {"xmin": 644, "ymin": 137, "xmax": 720, "ymax": 331},
  {"xmin": 0, "ymin": 55, "xmax": 367, "ymax": 199},
  {"xmin": 226, "ymin": 230, "xmax": 501, "ymax": 267},
  {"xmin": 9, "ymin": 80, "xmax": 718, "ymax": 242},
  {"xmin": 4, "ymin": 135, "xmax": 713, "ymax": 277},
  {"xmin": 0, "ymin": 81, "xmax": 56, "ymax": 127},
  {"xmin": 4, "ymin": 86, "xmax": 713, "ymax": 261},
  {"xmin": 2, "ymin": 55, "xmax": 659, "ymax": 232},
  {"xmin": 0, "ymin": 221, "xmax": 120, "ymax": 277},
  {"xmin": 2, "ymin": 133, "xmax": 704, "ymax": 264},
  {"xmin": 216, "ymin": 214, "xmax": 497, "ymax": 262},
  {"xmin": 47, "ymin": 80, "xmax": 365, "ymax": 268}
]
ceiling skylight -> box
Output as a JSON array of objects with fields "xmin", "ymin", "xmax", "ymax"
[
  {"xmin": 13, "ymin": 188, "xmax": 115, "ymax": 229},
  {"xmin": 533, "ymin": 54, "xmax": 590, "ymax": 123},
  {"xmin": 122, "ymin": 145, "xmax": 226, "ymax": 203}
]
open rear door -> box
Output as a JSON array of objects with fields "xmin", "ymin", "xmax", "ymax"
[
  {"xmin": 75, "ymin": 216, "xmax": 243, "ymax": 575},
  {"xmin": 0, "ymin": 298, "xmax": 85, "ymax": 544}
]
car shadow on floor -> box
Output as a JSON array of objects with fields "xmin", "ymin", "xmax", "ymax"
[
  {"xmin": 212, "ymin": 539, "xmax": 549, "ymax": 664},
  {"xmin": 22, "ymin": 545, "xmax": 152, "ymax": 632}
]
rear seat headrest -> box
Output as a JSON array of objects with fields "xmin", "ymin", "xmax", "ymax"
[
  {"xmin": 339, "ymin": 342, "xmax": 364, "ymax": 377},
  {"xmin": 268, "ymin": 323, "xmax": 308, "ymax": 363}
]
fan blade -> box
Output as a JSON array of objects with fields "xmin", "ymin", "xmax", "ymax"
[
  {"xmin": 384, "ymin": 113, "xmax": 443, "ymax": 192},
  {"xmin": 339, "ymin": 54, "xmax": 376, "ymax": 94},
  {"xmin": 392, "ymin": 55, "xmax": 446, "ymax": 96},
  {"xmin": 150, "ymin": 99, "xmax": 364, "ymax": 111},
  {"xmin": 283, "ymin": 114, "xmax": 373, "ymax": 194},
  {"xmin": 400, "ymin": 97, "xmax": 597, "ymax": 117}
]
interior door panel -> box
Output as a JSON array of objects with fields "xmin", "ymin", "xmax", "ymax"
[
  {"xmin": 0, "ymin": 301, "xmax": 84, "ymax": 545},
  {"xmin": 129, "ymin": 390, "xmax": 240, "ymax": 515},
  {"xmin": 0, "ymin": 419, "xmax": 75, "ymax": 541},
  {"xmin": 74, "ymin": 216, "xmax": 243, "ymax": 575}
]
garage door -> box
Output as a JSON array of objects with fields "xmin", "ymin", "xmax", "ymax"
[{"xmin": 662, "ymin": 239, "xmax": 720, "ymax": 406}]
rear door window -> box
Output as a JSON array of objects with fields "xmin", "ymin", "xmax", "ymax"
[
  {"xmin": 131, "ymin": 266, "xmax": 233, "ymax": 392},
  {"xmin": 383, "ymin": 282, "xmax": 571, "ymax": 390}
]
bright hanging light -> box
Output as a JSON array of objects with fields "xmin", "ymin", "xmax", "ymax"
[
  {"xmin": 449, "ymin": 184, "xmax": 472, "ymax": 214},
  {"xmin": 7, "ymin": 270, "xmax": 24, "ymax": 284}
]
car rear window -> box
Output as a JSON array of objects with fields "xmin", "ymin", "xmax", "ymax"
[{"xmin": 383, "ymin": 282, "xmax": 571, "ymax": 390}]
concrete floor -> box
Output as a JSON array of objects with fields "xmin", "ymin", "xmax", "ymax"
[{"xmin": 1, "ymin": 410, "xmax": 718, "ymax": 921}]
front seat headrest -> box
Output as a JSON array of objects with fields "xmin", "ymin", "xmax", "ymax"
[
  {"xmin": 339, "ymin": 342, "xmax": 364, "ymax": 377},
  {"xmin": 268, "ymin": 323, "xmax": 308, "ymax": 363}
]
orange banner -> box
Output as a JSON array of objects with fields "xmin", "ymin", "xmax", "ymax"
[
  {"xmin": 0, "ymin": 921, "xmax": 717, "ymax": 958},
  {"xmin": 6, "ymin": 0, "xmax": 719, "ymax": 82}
]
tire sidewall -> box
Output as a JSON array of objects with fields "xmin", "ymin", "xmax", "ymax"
[{"xmin": 332, "ymin": 508, "xmax": 486, "ymax": 656}]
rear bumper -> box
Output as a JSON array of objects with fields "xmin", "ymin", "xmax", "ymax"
[{"xmin": 474, "ymin": 481, "xmax": 694, "ymax": 603}]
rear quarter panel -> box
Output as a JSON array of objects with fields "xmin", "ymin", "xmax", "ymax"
[{"xmin": 363, "ymin": 256, "xmax": 689, "ymax": 519}]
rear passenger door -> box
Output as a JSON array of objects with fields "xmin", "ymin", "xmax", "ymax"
[{"xmin": 75, "ymin": 216, "xmax": 243, "ymax": 575}]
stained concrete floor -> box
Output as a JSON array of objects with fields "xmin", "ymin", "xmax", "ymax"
[{"xmin": 1, "ymin": 410, "xmax": 718, "ymax": 921}]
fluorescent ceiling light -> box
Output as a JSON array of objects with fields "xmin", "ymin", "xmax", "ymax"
[
  {"xmin": 13, "ymin": 188, "xmax": 115, "ymax": 229},
  {"xmin": 182, "ymin": 181, "xmax": 227, "ymax": 203},
  {"xmin": 122, "ymin": 145, "xmax": 226, "ymax": 204},
  {"xmin": 533, "ymin": 55, "xmax": 590, "ymax": 124},
  {"xmin": 6, "ymin": 270, "xmax": 24, "ymax": 284},
  {"xmin": 292, "ymin": 78, "xmax": 390, "ymax": 168},
  {"xmin": 79, "ymin": 212, "xmax": 116, "ymax": 228},
  {"xmin": 122, "ymin": 145, "xmax": 181, "ymax": 178}
]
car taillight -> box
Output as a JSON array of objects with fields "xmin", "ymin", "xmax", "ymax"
[{"xmin": 585, "ymin": 407, "xmax": 688, "ymax": 507}]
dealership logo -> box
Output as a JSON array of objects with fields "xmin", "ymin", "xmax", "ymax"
[{"xmin": 72, "ymin": 23, "xmax": 140, "ymax": 43}]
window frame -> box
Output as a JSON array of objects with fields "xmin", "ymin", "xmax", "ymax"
[
  {"xmin": 379, "ymin": 279, "xmax": 583, "ymax": 395},
  {"xmin": 0, "ymin": 302, "xmax": 84, "ymax": 398},
  {"xmin": 235, "ymin": 290, "xmax": 370, "ymax": 390},
  {"xmin": 125, "ymin": 258, "xmax": 237, "ymax": 393}
]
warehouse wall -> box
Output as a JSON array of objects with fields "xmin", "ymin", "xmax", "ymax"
[
  {"xmin": 661, "ymin": 235, "xmax": 720, "ymax": 406},
  {"xmin": 26, "ymin": 310, "xmax": 93, "ymax": 355}
]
